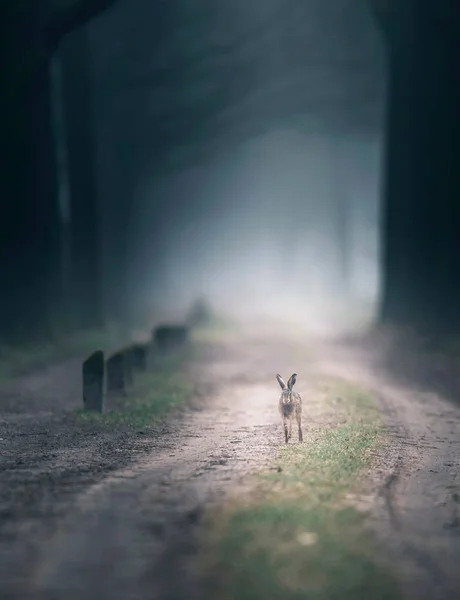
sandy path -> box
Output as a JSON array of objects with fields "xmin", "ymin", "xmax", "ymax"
[
  {"xmin": 1, "ymin": 331, "xmax": 306, "ymax": 599},
  {"xmin": 31, "ymin": 382, "xmax": 280, "ymax": 600},
  {"xmin": 316, "ymin": 341, "xmax": 460, "ymax": 600},
  {"xmin": 2, "ymin": 329, "xmax": 460, "ymax": 599}
]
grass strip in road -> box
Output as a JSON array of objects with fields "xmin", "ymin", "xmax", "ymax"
[{"xmin": 197, "ymin": 378, "xmax": 401, "ymax": 600}]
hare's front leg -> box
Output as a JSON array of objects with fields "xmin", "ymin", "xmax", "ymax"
[
  {"xmin": 283, "ymin": 416, "xmax": 289, "ymax": 444},
  {"xmin": 296, "ymin": 408, "xmax": 303, "ymax": 442},
  {"xmin": 288, "ymin": 417, "xmax": 292, "ymax": 441}
]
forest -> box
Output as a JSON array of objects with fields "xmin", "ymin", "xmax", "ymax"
[
  {"xmin": 1, "ymin": 1, "xmax": 458, "ymax": 340},
  {"xmin": 0, "ymin": 1, "xmax": 459, "ymax": 599}
]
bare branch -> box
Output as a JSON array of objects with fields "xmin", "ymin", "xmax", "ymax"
[
  {"xmin": 366, "ymin": 0, "xmax": 393, "ymax": 44},
  {"xmin": 47, "ymin": 0, "xmax": 119, "ymax": 50}
]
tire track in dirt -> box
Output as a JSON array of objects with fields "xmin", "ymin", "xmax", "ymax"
[
  {"xmin": 30, "ymin": 385, "xmax": 280, "ymax": 600},
  {"xmin": 31, "ymin": 384, "xmax": 280, "ymax": 599},
  {"xmin": 7, "ymin": 329, "xmax": 460, "ymax": 599},
  {"xmin": 5, "ymin": 332, "xmax": 307, "ymax": 600},
  {"xmin": 316, "ymin": 341, "xmax": 460, "ymax": 600}
]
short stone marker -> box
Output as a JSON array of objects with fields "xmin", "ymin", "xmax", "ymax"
[
  {"xmin": 153, "ymin": 324, "xmax": 189, "ymax": 353},
  {"xmin": 131, "ymin": 342, "xmax": 149, "ymax": 372},
  {"xmin": 106, "ymin": 350, "xmax": 126, "ymax": 395},
  {"xmin": 122, "ymin": 346, "xmax": 134, "ymax": 387},
  {"xmin": 82, "ymin": 350, "xmax": 104, "ymax": 412}
]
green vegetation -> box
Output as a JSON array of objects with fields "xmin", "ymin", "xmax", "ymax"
[
  {"xmin": 77, "ymin": 347, "xmax": 194, "ymax": 428},
  {"xmin": 0, "ymin": 322, "xmax": 126, "ymax": 380},
  {"xmin": 74, "ymin": 313, "xmax": 235, "ymax": 429},
  {"xmin": 198, "ymin": 378, "xmax": 400, "ymax": 600},
  {"xmin": 82, "ymin": 316, "xmax": 238, "ymax": 428}
]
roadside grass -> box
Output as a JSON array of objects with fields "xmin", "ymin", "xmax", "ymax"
[
  {"xmin": 74, "ymin": 314, "xmax": 236, "ymax": 430},
  {"xmin": 0, "ymin": 322, "xmax": 126, "ymax": 381},
  {"xmin": 197, "ymin": 377, "xmax": 400, "ymax": 600},
  {"xmin": 76, "ymin": 346, "xmax": 194, "ymax": 428}
]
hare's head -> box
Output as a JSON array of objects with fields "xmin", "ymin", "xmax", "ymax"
[{"xmin": 276, "ymin": 373, "xmax": 297, "ymax": 403}]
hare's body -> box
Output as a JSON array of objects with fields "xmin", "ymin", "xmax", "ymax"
[{"xmin": 276, "ymin": 373, "xmax": 303, "ymax": 444}]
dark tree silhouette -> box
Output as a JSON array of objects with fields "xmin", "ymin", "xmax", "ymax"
[
  {"xmin": 371, "ymin": 0, "xmax": 460, "ymax": 331},
  {"xmin": 60, "ymin": 28, "xmax": 102, "ymax": 329},
  {"xmin": 0, "ymin": 1, "xmax": 118, "ymax": 341},
  {"xmin": 87, "ymin": 0, "xmax": 383, "ymax": 320},
  {"xmin": 328, "ymin": 139, "xmax": 352, "ymax": 296}
]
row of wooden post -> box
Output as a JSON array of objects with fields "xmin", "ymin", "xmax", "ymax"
[{"xmin": 82, "ymin": 324, "xmax": 190, "ymax": 412}]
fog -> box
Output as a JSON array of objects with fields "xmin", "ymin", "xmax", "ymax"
[
  {"xmin": 87, "ymin": 0, "xmax": 386, "ymax": 333},
  {"xmin": 130, "ymin": 130, "xmax": 382, "ymax": 332}
]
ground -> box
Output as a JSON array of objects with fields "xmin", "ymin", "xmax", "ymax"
[
  {"xmin": 1, "ymin": 323, "xmax": 460, "ymax": 599},
  {"xmin": 315, "ymin": 335, "xmax": 460, "ymax": 600}
]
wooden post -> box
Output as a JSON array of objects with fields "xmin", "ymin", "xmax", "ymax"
[
  {"xmin": 131, "ymin": 342, "xmax": 149, "ymax": 372},
  {"xmin": 82, "ymin": 350, "xmax": 104, "ymax": 411},
  {"xmin": 152, "ymin": 324, "xmax": 189, "ymax": 353},
  {"xmin": 106, "ymin": 351, "xmax": 126, "ymax": 395},
  {"xmin": 122, "ymin": 346, "xmax": 134, "ymax": 387}
]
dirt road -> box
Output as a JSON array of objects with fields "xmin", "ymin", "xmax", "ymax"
[
  {"xmin": 1, "ymin": 328, "xmax": 460, "ymax": 599},
  {"xmin": 0, "ymin": 330, "xmax": 304, "ymax": 599},
  {"xmin": 317, "ymin": 340, "xmax": 460, "ymax": 600}
]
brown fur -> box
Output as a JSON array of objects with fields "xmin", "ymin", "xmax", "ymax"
[{"xmin": 276, "ymin": 373, "xmax": 303, "ymax": 444}]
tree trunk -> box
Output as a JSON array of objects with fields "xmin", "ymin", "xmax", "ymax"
[
  {"xmin": 0, "ymin": 5, "xmax": 62, "ymax": 342},
  {"xmin": 60, "ymin": 27, "xmax": 103, "ymax": 330},
  {"xmin": 379, "ymin": 2, "xmax": 460, "ymax": 332},
  {"xmin": 0, "ymin": 1, "xmax": 120, "ymax": 342},
  {"xmin": 50, "ymin": 54, "xmax": 73, "ymax": 329},
  {"xmin": 329, "ymin": 140, "xmax": 351, "ymax": 296}
]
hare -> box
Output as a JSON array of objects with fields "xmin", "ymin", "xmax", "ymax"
[{"xmin": 276, "ymin": 373, "xmax": 303, "ymax": 444}]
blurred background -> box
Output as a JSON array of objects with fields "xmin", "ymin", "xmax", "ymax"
[
  {"xmin": 1, "ymin": 0, "xmax": 458, "ymax": 344},
  {"xmin": 86, "ymin": 0, "xmax": 384, "ymax": 331}
]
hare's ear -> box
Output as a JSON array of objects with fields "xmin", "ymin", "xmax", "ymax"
[
  {"xmin": 287, "ymin": 373, "xmax": 297, "ymax": 390},
  {"xmin": 276, "ymin": 374, "xmax": 286, "ymax": 390}
]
